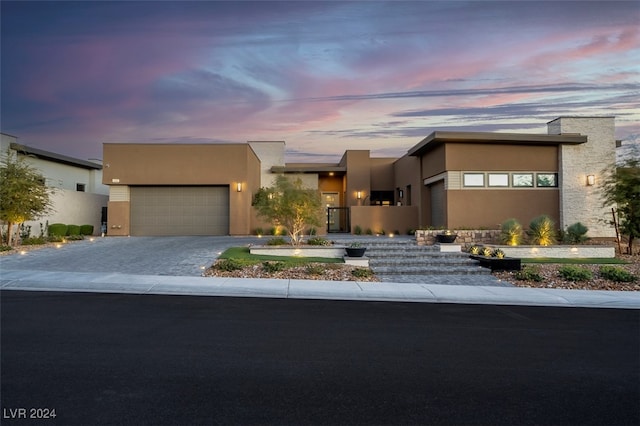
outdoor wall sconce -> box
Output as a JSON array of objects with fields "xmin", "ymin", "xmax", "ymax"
[
  {"xmin": 398, "ymin": 189, "xmax": 404, "ymax": 198},
  {"xmin": 586, "ymin": 175, "xmax": 595, "ymax": 186},
  {"xmin": 236, "ymin": 182, "xmax": 243, "ymax": 192},
  {"xmin": 357, "ymin": 191, "xmax": 362, "ymax": 199}
]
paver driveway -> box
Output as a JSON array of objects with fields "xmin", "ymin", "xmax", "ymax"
[{"xmin": 0, "ymin": 236, "xmax": 261, "ymax": 276}]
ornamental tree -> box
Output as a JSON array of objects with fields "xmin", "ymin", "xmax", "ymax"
[
  {"xmin": 252, "ymin": 175, "xmax": 323, "ymax": 246},
  {"xmin": 601, "ymin": 157, "xmax": 640, "ymax": 254},
  {"xmin": 0, "ymin": 151, "xmax": 53, "ymax": 245}
]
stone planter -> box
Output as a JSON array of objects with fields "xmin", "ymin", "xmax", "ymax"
[
  {"xmin": 470, "ymin": 255, "xmax": 521, "ymax": 272},
  {"xmin": 435, "ymin": 234, "xmax": 458, "ymax": 244},
  {"xmin": 345, "ymin": 247, "xmax": 367, "ymax": 257}
]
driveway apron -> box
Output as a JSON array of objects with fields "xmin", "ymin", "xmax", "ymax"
[{"xmin": 0, "ymin": 236, "xmax": 261, "ymax": 276}]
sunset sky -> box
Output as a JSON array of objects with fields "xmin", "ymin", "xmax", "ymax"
[{"xmin": 1, "ymin": 1, "xmax": 638, "ymax": 163}]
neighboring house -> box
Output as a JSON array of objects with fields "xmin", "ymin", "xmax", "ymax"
[
  {"xmin": 1, "ymin": 133, "xmax": 109, "ymax": 237},
  {"xmin": 102, "ymin": 116, "xmax": 617, "ymax": 238}
]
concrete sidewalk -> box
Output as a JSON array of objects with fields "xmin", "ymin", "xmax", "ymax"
[{"xmin": 2, "ymin": 269, "xmax": 639, "ymax": 309}]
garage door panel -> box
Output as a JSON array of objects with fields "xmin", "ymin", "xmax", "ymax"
[{"xmin": 130, "ymin": 186, "xmax": 229, "ymax": 236}]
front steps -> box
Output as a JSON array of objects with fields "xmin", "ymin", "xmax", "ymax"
[{"xmin": 363, "ymin": 241, "xmax": 490, "ymax": 277}]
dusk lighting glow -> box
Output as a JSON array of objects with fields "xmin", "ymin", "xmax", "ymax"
[{"xmin": 1, "ymin": 1, "xmax": 638, "ymax": 162}]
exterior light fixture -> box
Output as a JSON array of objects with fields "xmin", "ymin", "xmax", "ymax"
[
  {"xmin": 586, "ymin": 175, "xmax": 595, "ymax": 186},
  {"xmin": 357, "ymin": 191, "xmax": 362, "ymax": 199},
  {"xmin": 236, "ymin": 182, "xmax": 242, "ymax": 192},
  {"xmin": 398, "ymin": 189, "xmax": 404, "ymax": 198}
]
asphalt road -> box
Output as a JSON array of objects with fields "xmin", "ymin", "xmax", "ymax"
[{"xmin": 2, "ymin": 291, "xmax": 639, "ymax": 426}]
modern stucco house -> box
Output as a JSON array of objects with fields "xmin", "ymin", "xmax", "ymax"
[
  {"xmin": 1, "ymin": 133, "xmax": 109, "ymax": 236},
  {"xmin": 102, "ymin": 116, "xmax": 617, "ymax": 238}
]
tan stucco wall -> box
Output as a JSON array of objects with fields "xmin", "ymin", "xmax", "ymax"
[
  {"xmin": 103, "ymin": 143, "xmax": 260, "ymax": 235},
  {"xmin": 446, "ymin": 189, "xmax": 559, "ymax": 230},
  {"xmin": 446, "ymin": 144, "xmax": 558, "ymax": 171},
  {"xmin": 370, "ymin": 158, "xmax": 396, "ymax": 190},
  {"xmin": 421, "ymin": 145, "xmax": 446, "ymax": 179},
  {"xmin": 344, "ymin": 151, "xmax": 371, "ymax": 207},
  {"xmin": 350, "ymin": 206, "xmax": 419, "ymax": 234},
  {"xmin": 106, "ymin": 201, "xmax": 130, "ymax": 236}
]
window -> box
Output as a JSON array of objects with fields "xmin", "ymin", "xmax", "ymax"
[
  {"xmin": 463, "ymin": 173, "xmax": 485, "ymax": 187},
  {"xmin": 536, "ymin": 173, "xmax": 558, "ymax": 187},
  {"xmin": 76, "ymin": 183, "xmax": 86, "ymax": 192},
  {"xmin": 370, "ymin": 191, "xmax": 394, "ymax": 206},
  {"xmin": 512, "ymin": 173, "xmax": 534, "ymax": 187},
  {"xmin": 488, "ymin": 173, "xmax": 509, "ymax": 187}
]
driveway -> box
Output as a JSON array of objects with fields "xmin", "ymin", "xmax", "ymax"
[{"xmin": 0, "ymin": 236, "xmax": 262, "ymax": 276}]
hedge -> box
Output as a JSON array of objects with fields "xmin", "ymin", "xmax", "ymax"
[
  {"xmin": 80, "ymin": 225, "xmax": 94, "ymax": 235},
  {"xmin": 66, "ymin": 225, "xmax": 81, "ymax": 236},
  {"xmin": 48, "ymin": 223, "xmax": 68, "ymax": 237}
]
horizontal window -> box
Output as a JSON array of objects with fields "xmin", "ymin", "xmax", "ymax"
[
  {"xmin": 463, "ymin": 173, "xmax": 485, "ymax": 187},
  {"xmin": 488, "ymin": 173, "xmax": 509, "ymax": 187},
  {"xmin": 536, "ymin": 173, "xmax": 558, "ymax": 187},
  {"xmin": 512, "ymin": 173, "xmax": 534, "ymax": 187}
]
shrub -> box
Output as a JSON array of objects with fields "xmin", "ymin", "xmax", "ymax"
[
  {"xmin": 0, "ymin": 245, "xmax": 13, "ymax": 252},
  {"xmin": 307, "ymin": 237, "xmax": 332, "ymax": 246},
  {"xmin": 378, "ymin": 229, "xmax": 386, "ymax": 236},
  {"xmin": 19, "ymin": 224, "xmax": 31, "ymax": 239},
  {"xmin": 262, "ymin": 261, "xmax": 286, "ymax": 273},
  {"xmin": 254, "ymin": 227, "xmax": 264, "ymax": 236},
  {"xmin": 528, "ymin": 215, "xmax": 557, "ymax": 246},
  {"xmin": 468, "ymin": 245, "xmax": 481, "ymax": 255},
  {"xmin": 564, "ymin": 222, "xmax": 589, "ymax": 244},
  {"xmin": 269, "ymin": 227, "xmax": 279, "ymax": 236},
  {"xmin": 500, "ymin": 218, "xmax": 523, "ymax": 246},
  {"xmin": 481, "ymin": 247, "xmax": 493, "ymax": 257},
  {"xmin": 48, "ymin": 223, "xmax": 68, "ymax": 237},
  {"xmin": 308, "ymin": 227, "xmax": 317, "ymax": 236},
  {"xmin": 21, "ymin": 236, "xmax": 46, "ymax": 245},
  {"xmin": 65, "ymin": 234, "xmax": 84, "ymax": 241},
  {"xmin": 352, "ymin": 268, "xmax": 374, "ymax": 279},
  {"xmin": 492, "ymin": 248, "xmax": 505, "ymax": 258},
  {"xmin": 407, "ymin": 229, "xmax": 416, "ymax": 235},
  {"xmin": 266, "ymin": 237, "xmax": 287, "ymax": 246},
  {"xmin": 515, "ymin": 265, "xmax": 544, "ymax": 282},
  {"xmin": 80, "ymin": 224, "xmax": 94, "ymax": 236},
  {"xmin": 393, "ymin": 230, "xmax": 400, "ymax": 236},
  {"xmin": 46, "ymin": 235, "xmax": 64, "ymax": 243},
  {"xmin": 365, "ymin": 228, "xmax": 373, "ymax": 235},
  {"xmin": 305, "ymin": 264, "xmax": 326, "ymax": 276},
  {"xmin": 66, "ymin": 224, "xmax": 81, "ymax": 236},
  {"xmin": 215, "ymin": 258, "xmax": 245, "ymax": 272},
  {"xmin": 558, "ymin": 265, "xmax": 593, "ymax": 282},
  {"xmin": 353, "ymin": 225, "xmax": 362, "ymax": 235},
  {"xmin": 599, "ymin": 266, "xmax": 637, "ymax": 283}
]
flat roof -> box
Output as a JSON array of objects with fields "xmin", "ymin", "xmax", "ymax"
[
  {"xmin": 271, "ymin": 163, "xmax": 346, "ymax": 174},
  {"xmin": 10, "ymin": 143, "xmax": 102, "ymax": 170},
  {"xmin": 407, "ymin": 131, "xmax": 587, "ymax": 157}
]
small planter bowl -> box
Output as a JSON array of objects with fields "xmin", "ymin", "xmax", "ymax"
[
  {"xmin": 435, "ymin": 234, "xmax": 458, "ymax": 244},
  {"xmin": 345, "ymin": 247, "xmax": 367, "ymax": 257}
]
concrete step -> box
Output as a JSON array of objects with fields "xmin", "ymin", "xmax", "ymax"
[
  {"xmin": 371, "ymin": 265, "xmax": 490, "ymax": 275},
  {"xmin": 369, "ymin": 258, "xmax": 480, "ymax": 267}
]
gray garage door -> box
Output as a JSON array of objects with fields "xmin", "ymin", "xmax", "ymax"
[{"xmin": 130, "ymin": 186, "xmax": 229, "ymax": 236}]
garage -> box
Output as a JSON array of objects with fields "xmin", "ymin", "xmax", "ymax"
[{"xmin": 130, "ymin": 186, "xmax": 229, "ymax": 236}]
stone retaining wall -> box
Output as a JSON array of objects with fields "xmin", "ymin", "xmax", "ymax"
[{"xmin": 415, "ymin": 230, "xmax": 500, "ymax": 248}]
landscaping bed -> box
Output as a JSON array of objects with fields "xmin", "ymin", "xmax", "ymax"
[
  {"xmin": 204, "ymin": 247, "xmax": 378, "ymax": 282},
  {"xmin": 493, "ymin": 255, "xmax": 640, "ymax": 291}
]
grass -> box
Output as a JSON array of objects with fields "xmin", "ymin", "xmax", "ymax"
[
  {"xmin": 522, "ymin": 258, "xmax": 628, "ymax": 265},
  {"xmin": 218, "ymin": 247, "xmax": 343, "ymax": 265}
]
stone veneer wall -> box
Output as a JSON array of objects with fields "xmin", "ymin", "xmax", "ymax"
[
  {"xmin": 548, "ymin": 117, "xmax": 616, "ymax": 238},
  {"xmin": 415, "ymin": 229, "xmax": 500, "ymax": 248}
]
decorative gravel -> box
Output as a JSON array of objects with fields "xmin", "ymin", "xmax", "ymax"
[
  {"xmin": 493, "ymin": 255, "xmax": 640, "ymax": 291},
  {"xmin": 204, "ymin": 261, "xmax": 379, "ymax": 282}
]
